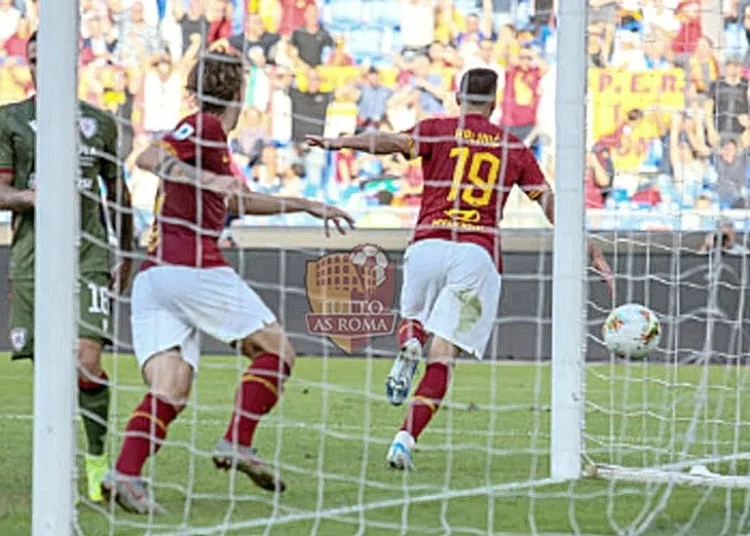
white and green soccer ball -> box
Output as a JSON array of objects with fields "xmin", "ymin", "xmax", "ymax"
[{"xmin": 602, "ymin": 303, "xmax": 661, "ymax": 360}]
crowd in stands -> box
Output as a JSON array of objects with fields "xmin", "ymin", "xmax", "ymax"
[{"xmin": 0, "ymin": 0, "xmax": 749, "ymax": 234}]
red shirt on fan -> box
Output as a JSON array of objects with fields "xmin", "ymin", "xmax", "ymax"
[
  {"xmin": 141, "ymin": 113, "xmax": 231, "ymax": 271},
  {"xmin": 405, "ymin": 114, "xmax": 548, "ymax": 272},
  {"xmin": 500, "ymin": 66, "xmax": 542, "ymax": 127}
]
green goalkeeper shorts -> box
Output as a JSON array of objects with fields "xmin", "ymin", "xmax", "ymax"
[{"xmin": 9, "ymin": 272, "xmax": 112, "ymax": 360}]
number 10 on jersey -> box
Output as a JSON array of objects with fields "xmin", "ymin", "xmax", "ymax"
[{"xmin": 447, "ymin": 147, "xmax": 501, "ymax": 208}]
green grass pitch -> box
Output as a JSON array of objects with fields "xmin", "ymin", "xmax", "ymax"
[{"xmin": 1, "ymin": 354, "xmax": 750, "ymax": 535}]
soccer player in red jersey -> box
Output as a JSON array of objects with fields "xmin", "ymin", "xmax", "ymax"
[
  {"xmin": 307, "ymin": 68, "xmax": 613, "ymax": 470},
  {"xmin": 102, "ymin": 50, "xmax": 354, "ymax": 514}
]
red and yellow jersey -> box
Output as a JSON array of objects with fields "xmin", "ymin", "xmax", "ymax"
[
  {"xmin": 405, "ymin": 114, "xmax": 549, "ymax": 272},
  {"xmin": 142, "ymin": 112, "xmax": 232, "ymax": 271}
]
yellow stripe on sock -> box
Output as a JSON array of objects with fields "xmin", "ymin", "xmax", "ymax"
[
  {"xmin": 129, "ymin": 411, "xmax": 167, "ymax": 434},
  {"xmin": 412, "ymin": 395, "xmax": 437, "ymax": 414},
  {"xmin": 242, "ymin": 373, "xmax": 279, "ymax": 397}
]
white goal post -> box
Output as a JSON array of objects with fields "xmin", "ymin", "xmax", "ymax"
[
  {"xmin": 32, "ymin": 1, "xmax": 79, "ymax": 535},
  {"xmin": 550, "ymin": 0, "xmax": 588, "ymax": 482}
]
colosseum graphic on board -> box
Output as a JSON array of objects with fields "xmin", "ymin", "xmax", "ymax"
[{"xmin": 305, "ymin": 244, "xmax": 397, "ymax": 354}]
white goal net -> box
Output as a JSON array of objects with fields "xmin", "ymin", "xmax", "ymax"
[{"xmin": 2, "ymin": 0, "xmax": 750, "ymax": 534}]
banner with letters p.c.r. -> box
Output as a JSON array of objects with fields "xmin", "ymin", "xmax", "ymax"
[{"xmin": 590, "ymin": 68, "xmax": 686, "ymax": 172}]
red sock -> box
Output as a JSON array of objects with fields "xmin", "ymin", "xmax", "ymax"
[
  {"xmin": 115, "ymin": 393, "xmax": 180, "ymax": 477},
  {"xmin": 78, "ymin": 370, "xmax": 108, "ymax": 391},
  {"xmin": 401, "ymin": 362, "xmax": 450, "ymax": 441},
  {"xmin": 397, "ymin": 319, "xmax": 427, "ymax": 348},
  {"xmin": 224, "ymin": 353, "xmax": 290, "ymax": 448}
]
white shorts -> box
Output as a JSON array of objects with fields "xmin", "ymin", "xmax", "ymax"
[
  {"xmin": 400, "ymin": 239, "xmax": 501, "ymax": 359},
  {"xmin": 131, "ymin": 266, "xmax": 277, "ymax": 371}
]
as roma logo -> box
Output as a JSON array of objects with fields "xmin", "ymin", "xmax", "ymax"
[{"xmin": 305, "ymin": 244, "xmax": 397, "ymax": 353}]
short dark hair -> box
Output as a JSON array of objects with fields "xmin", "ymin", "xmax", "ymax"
[
  {"xmin": 458, "ymin": 68, "xmax": 498, "ymax": 106},
  {"xmin": 186, "ymin": 49, "xmax": 243, "ymax": 115},
  {"xmin": 28, "ymin": 31, "xmax": 37, "ymax": 45}
]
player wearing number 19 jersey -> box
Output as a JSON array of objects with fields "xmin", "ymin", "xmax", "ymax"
[{"xmin": 307, "ymin": 67, "xmax": 613, "ymax": 470}]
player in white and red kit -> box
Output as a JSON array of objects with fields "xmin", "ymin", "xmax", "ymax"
[
  {"xmin": 307, "ymin": 68, "xmax": 613, "ymax": 470},
  {"xmin": 102, "ymin": 51, "xmax": 354, "ymax": 514}
]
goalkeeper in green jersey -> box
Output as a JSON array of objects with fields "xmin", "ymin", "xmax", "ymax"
[{"xmin": 0, "ymin": 32, "xmax": 133, "ymax": 502}]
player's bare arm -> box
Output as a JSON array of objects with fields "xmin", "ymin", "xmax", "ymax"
[
  {"xmin": 0, "ymin": 172, "xmax": 34, "ymax": 212},
  {"xmin": 306, "ymin": 133, "xmax": 413, "ymax": 159},
  {"xmin": 531, "ymin": 188, "xmax": 614, "ymax": 296},
  {"xmin": 227, "ymin": 183, "xmax": 355, "ymax": 237},
  {"xmin": 136, "ymin": 143, "xmax": 354, "ymax": 236},
  {"xmin": 136, "ymin": 142, "xmax": 242, "ymax": 194}
]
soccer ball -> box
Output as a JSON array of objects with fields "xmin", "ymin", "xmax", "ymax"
[
  {"xmin": 602, "ymin": 303, "xmax": 661, "ymax": 360},
  {"xmin": 350, "ymin": 244, "xmax": 388, "ymax": 287}
]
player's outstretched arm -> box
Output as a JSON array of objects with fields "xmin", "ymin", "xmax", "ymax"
[
  {"xmin": 136, "ymin": 142, "xmax": 241, "ymax": 194},
  {"xmin": 227, "ymin": 184, "xmax": 355, "ymax": 236},
  {"xmin": 306, "ymin": 133, "xmax": 412, "ymax": 158},
  {"xmin": 533, "ymin": 190, "xmax": 614, "ymax": 297}
]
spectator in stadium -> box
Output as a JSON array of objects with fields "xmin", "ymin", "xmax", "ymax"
[
  {"xmin": 712, "ymin": 137, "xmax": 750, "ymax": 208},
  {"xmin": 278, "ymin": 0, "xmax": 316, "ymax": 36},
  {"xmin": 427, "ymin": 41, "xmax": 460, "ymax": 69},
  {"xmin": 252, "ymin": 144, "xmax": 282, "ymax": 193},
  {"xmin": 400, "ymin": 0, "xmax": 434, "ymax": 53},
  {"xmin": 462, "ymin": 38, "xmax": 505, "ymax": 85},
  {"xmin": 205, "ymin": 0, "xmax": 233, "ymax": 44},
  {"xmin": 1, "ymin": 13, "xmax": 29, "ymax": 58},
  {"xmin": 587, "ymin": 0, "xmax": 617, "ymax": 60},
  {"xmin": 228, "ymin": 13, "xmax": 280, "ymax": 64},
  {"xmin": 500, "ymin": 46, "xmax": 546, "ymax": 145},
  {"xmin": 456, "ymin": 10, "xmax": 494, "ymax": 46},
  {"xmin": 689, "ymin": 37, "xmax": 719, "ymax": 97},
  {"xmin": 661, "ymin": 101, "xmax": 710, "ymax": 175},
  {"xmin": 104, "ymin": 65, "xmax": 139, "ymax": 156},
  {"xmin": 643, "ymin": 30, "xmax": 673, "ymax": 69},
  {"xmin": 325, "ymin": 36, "xmax": 354, "ymax": 67},
  {"xmin": 642, "ymin": 0, "xmax": 680, "ymax": 36},
  {"xmin": 81, "ymin": 14, "xmax": 117, "ymax": 65},
  {"xmin": 244, "ymin": 46, "xmax": 271, "ymax": 112},
  {"xmin": 672, "ymin": 0, "xmax": 702, "ymax": 63},
  {"xmin": 584, "ymin": 150, "xmax": 613, "ymax": 209},
  {"xmin": 142, "ymin": 52, "xmax": 182, "ymax": 140},
  {"xmin": 326, "ymin": 82, "xmax": 359, "ymax": 138},
  {"xmin": 410, "ymin": 54, "xmax": 447, "ymax": 117},
  {"xmin": 291, "ymin": 68, "xmax": 332, "ymax": 190},
  {"xmin": 662, "ymin": 113, "xmax": 710, "ymax": 206},
  {"xmin": 290, "ymin": 68, "xmax": 333, "ymax": 142},
  {"xmin": 704, "ymin": 55, "xmax": 750, "ymax": 147},
  {"xmin": 610, "ymin": 30, "xmax": 648, "ymax": 71},
  {"xmin": 358, "ymin": 67, "xmax": 393, "ymax": 130},
  {"xmin": 333, "ymin": 142, "xmax": 357, "ymax": 186},
  {"xmin": 230, "ymin": 106, "xmax": 268, "ymax": 171},
  {"xmin": 0, "ymin": 0, "xmax": 21, "ymax": 44},
  {"xmin": 434, "ymin": 0, "xmax": 465, "ymax": 45},
  {"xmin": 269, "ymin": 65, "xmax": 293, "ymax": 145},
  {"xmin": 587, "ymin": 25, "xmax": 609, "ymax": 68},
  {"xmin": 118, "ymin": 1, "xmax": 158, "ymax": 64},
  {"xmin": 290, "ymin": 4, "xmax": 333, "ymax": 67},
  {"xmin": 172, "ymin": 0, "xmax": 206, "ymax": 54}
]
